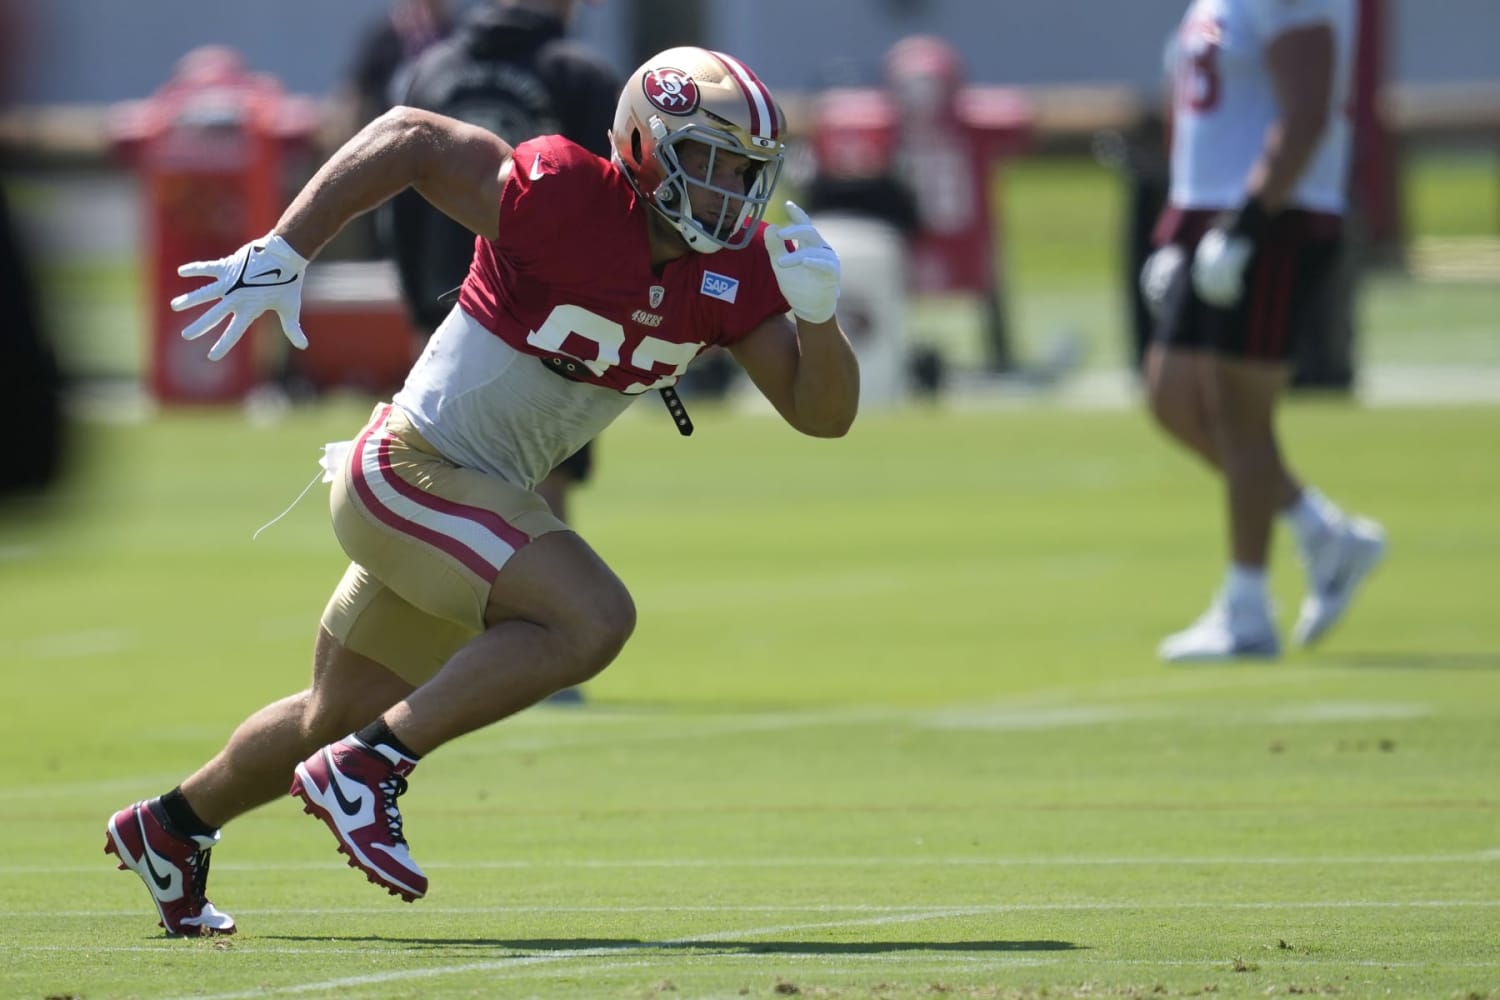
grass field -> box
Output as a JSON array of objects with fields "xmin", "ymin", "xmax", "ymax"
[
  {"xmin": 2, "ymin": 146, "xmax": 1497, "ymax": 998},
  {"xmin": 3, "ymin": 397, "xmax": 1498, "ymax": 999}
]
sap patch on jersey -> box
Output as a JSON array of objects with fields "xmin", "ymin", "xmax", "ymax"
[{"xmin": 699, "ymin": 271, "xmax": 740, "ymax": 303}]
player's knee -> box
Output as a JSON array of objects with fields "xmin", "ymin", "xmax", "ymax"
[
  {"xmin": 564, "ymin": 582, "xmax": 636, "ymax": 682},
  {"xmin": 299, "ymin": 690, "xmax": 357, "ymax": 746},
  {"xmin": 1149, "ymin": 372, "xmax": 1217, "ymax": 436},
  {"xmin": 1146, "ymin": 380, "xmax": 1191, "ymax": 435}
]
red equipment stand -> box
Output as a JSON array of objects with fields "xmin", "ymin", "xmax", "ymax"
[
  {"xmin": 111, "ymin": 46, "xmax": 319, "ymax": 404},
  {"xmin": 809, "ymin": 36, "xmax": 1034, "ymax": 372}
]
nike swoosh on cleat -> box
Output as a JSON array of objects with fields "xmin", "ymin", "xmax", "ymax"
[
  {"xmin": 142, "ymin": 853, "xmax": 174, "ymax": 892},
  {"xmin": 136, "ymin": 820, "xmax": 177, "ymax": 893},
  {"xmin": 327, "ymin": 754, "xmax": 367, "ymax": 817}
]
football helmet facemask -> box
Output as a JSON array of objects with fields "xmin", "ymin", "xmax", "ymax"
[{"xmin": 611, "ymin": 46, "xmax": 786, "ymax": 254}]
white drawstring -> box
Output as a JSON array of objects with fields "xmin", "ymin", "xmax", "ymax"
[
  {"xmin": 251, "ymin": 468, "xmax": 323, "ymax": 541},
  {"xmin": 251, "ymin": 441, "xmax": 354, "ymax": 541}
]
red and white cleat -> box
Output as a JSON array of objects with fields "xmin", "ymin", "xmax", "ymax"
[
  {"xmin": 105, "ymin": 799, "xmax": 236, "ymax": 937},
  {"xmin": 291, "ymin": 738, "xmax": 427, "ymax": 901}
]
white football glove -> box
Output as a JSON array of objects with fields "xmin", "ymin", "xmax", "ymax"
[
  {"xmin": 171, "ymin": 234, "xmax": 310, "ymax": 361},
  {"xmin": 1190, "ymin": 198, "xmax": 1270, "ymax": 308},
  {"xmin": 1139, "ymin": 243, "xmax": 1185, "ymax": 321},
  {"xmin": 764, "ymin": 201, "xmax": 841, "ymax": 324},
  {"xmin": 1190, "ymin": 228, "xmax": 1255, "ymax": 308}
]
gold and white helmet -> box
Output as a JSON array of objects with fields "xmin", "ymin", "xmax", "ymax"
[{"xmin": 611, "ymin": 46, "xmax": 786, "ymax": 253}]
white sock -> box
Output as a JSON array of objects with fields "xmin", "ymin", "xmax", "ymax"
[
  {"xmin": 1223, "ymin": 563, "xmax": 1269, "ymax": 607},
  {"xmin": 1282, "ymin": 486, "xmax": 1342, "ymax": 551}
]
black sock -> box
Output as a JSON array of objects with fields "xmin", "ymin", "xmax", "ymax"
[
  {"xmin": 355, "ymin": 717, "xmax": 422, "ymax": 762},
  {"xmin": 158, "ymin": 787, "xmax": 216, "ymax": 838}
]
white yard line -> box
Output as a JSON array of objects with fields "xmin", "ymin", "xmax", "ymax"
[
  {"xmin": 138, "ymin": 909, "xmax": 998, "ymax": 1000},
  {"xmin": 5, "ymin": 850, "xmax": 1498, "ymax": 877},
  {"xmin": 8, "ymin": 898, "xmax": 1500, "ymax": 920},
  {"xmin": 14, "ymin": 628, "xmax": 133, "ymax": 659},
  {"xmin": 949, "ymin": 363, "xmax": 1500, "ymax": 411},
  {"xmin": 10, "ymin": 899, "xmax": 1497, "ymax": 997},
  {"xmin": 111, "ymin": 901, "xmax": 1500, "ymax": 1000}
]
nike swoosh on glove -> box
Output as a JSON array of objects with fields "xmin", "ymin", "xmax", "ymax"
[
  {"xmin": 171, "ymin": 234, "xmax": 311, "ymax": 361},
  {"xmin": 764, "ymin": 201, "xmax": 841, "ymax": 324}
]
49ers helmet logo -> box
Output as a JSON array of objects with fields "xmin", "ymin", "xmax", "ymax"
[{"xmin": 642, "ymin": 68, "xmax": 699, "ymax": 115}]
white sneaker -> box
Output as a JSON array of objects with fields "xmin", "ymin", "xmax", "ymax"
[
  {"xmin": 1159, "ymin": 596, "xmax": 1280, "ymax": 663},
  {"xmin": 1293, "ymin": 516, "xmax": 1387, "ymax": 647}
]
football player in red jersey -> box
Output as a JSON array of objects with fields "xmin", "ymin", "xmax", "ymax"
[
  {"xmin": 1141, "ymin": 0, "xmax": 1385, "ymax": 663},
  {"xmin": 104, "ymin": 47, "xmax": 858, "ymax": 934}
]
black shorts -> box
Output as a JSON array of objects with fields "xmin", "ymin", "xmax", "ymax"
[{"xmin": 1152, "ymin": 207, "xmax": 1342, "ymax": 362}]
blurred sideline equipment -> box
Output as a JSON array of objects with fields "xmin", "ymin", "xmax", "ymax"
[
  {"xmin": 803, "ymin": 214, "xmax": 910, "ymax": 409},
  {"xmin": 808, "ymin": 36, "xmax": 1033, "ymax": 377},
  {"xmin": 110, "ymin": 46, "xmax": 319, "ymax": 404},
  {"xmin": 293, "ymin": 261, "xmax": 416, "ymax": 394},
  {"xmin": 800, "ymin": 86, "xmax": 921, "ymax": 406}
]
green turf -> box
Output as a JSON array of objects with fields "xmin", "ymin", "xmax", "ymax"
[
  {"xmin": 2, "ymin": 398, "xmax": 1497, "ymax": 999},
  {"xmin": 1402, "ymin": 147, "xmax": 1500, "ymax": 239}
]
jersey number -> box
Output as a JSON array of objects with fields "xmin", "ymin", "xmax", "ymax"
[
  {"xmin": 1182, "ymin": 45, "xmax": 1221, "ymax": 112},
  {"xmin": 525, "ymin": 304, "xmax": 703, "ymax": 394}
]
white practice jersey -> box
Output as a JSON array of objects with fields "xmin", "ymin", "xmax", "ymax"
[
  {"xmin": 392, "ymin": 306, "xmax": 635, "ymax": 489},
  {"xmin": 1168, "ymin": 0, "xmax": 1356, "ymax": 214}
]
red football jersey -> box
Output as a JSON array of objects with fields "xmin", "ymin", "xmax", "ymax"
[{"xmin": 457, "ymin": 135, "xmax": 792, "ymax": 394}]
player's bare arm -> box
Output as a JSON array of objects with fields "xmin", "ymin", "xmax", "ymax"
[
  {"xmin": 166, "ymin": 107, "xmax": 516, "ymax": 360},
  {"xmin": 1247, "ymin": 23, "xmax": 1335, "ymax": 209},
  {"xmin": 277, "ymin": 106, "xmax": 515, "ymax": 257},
  {"xmin": 729, "ymin": 200, "xmax": 859, "ymax": 438},
  {"xmin": 731, "ymin": 311, "xmax": 859, "ymax": 438}
]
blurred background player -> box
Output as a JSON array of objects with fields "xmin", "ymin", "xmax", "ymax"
[
  {"xmin": 335, "ymin": 0, "xmax": 456, "ymax": 159},
  {"xmin": 104, "ymin": 45, "xmax": 858, "ymax": 936},
  {"xmin": 386, "ymin": 0, "xmax": 619, "ymax": 526},
  {"xmin": 885, "ymin": 35, "xmax": 1014, "ymax": 374},
  {"xmin": 0, "ymin": 186, "xmax": 60, "ymax": 501},
  {"xmin": 797, "ymin": 71, "xmax": 925, "ymax": 396},
  {"xmin": 324, "ymin": 0, "xmax": 456, "ymax": 261},
  {"xmin": 800, "ymin": 35, "xmax": 1073, "ymax": 395},
  {"xmin": 1141, "ymin": 0, "xmax": 1386, "ymax": 662},
  {"xmin": 0, "ymin": 0, "xmax": 65, "ymax": 503}
]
